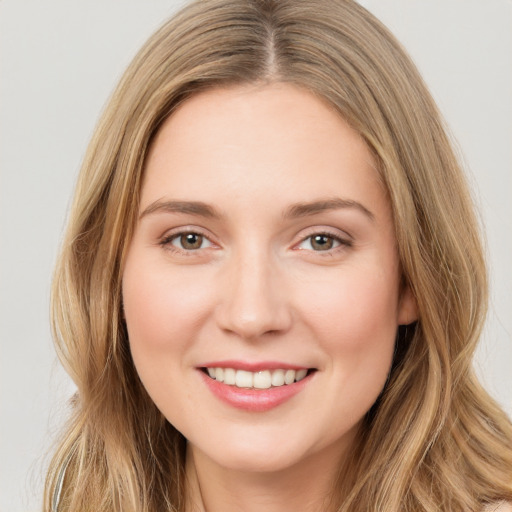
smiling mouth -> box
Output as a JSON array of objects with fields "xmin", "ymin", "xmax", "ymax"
[{"xmin": 202, "ymin": 367, "xmax": 316, "ymax": 390}]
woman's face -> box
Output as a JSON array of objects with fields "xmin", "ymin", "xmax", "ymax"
[{"xmin": 122, "ymin": 83, "xmax": 417, "ymax": 474}]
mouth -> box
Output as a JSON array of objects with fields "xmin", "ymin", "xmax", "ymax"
[
  {"xmin": 201, "ymin": 367, "xmax": 316, "ymax": 390},
  {"xmin": 198, "ymin": 361, "xmax": 318, "ymax": 411}
]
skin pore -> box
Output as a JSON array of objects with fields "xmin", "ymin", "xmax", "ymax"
[{"xmin": 122, "ymin": 83, "xmax": 417, "ymax": 512}]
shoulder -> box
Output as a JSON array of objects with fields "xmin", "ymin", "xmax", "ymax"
[{"xmin": 483, "ymin": 502, "xmax": 512, "ymax": 512}]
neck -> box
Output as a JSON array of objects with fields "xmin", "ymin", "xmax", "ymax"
[{"xmin": 184, "ymin": 440, "xmax": 353, "ymax": 512}]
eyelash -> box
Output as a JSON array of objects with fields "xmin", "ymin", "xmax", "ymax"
[{"xmin": 158, "ymin": 229, "xmax": 352, "ymax": 255}]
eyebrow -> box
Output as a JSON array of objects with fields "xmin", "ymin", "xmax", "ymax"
[
  {"xmin": 139, "ymin": 200, "xmax": 222, "ymax": 220},
  {"xmin": 283, "ymin": 198, "xmax": 375, "ymax": 221},
  {"xmin": 139, "ymin": 197, "xmax": 374, "ymax": 222}
]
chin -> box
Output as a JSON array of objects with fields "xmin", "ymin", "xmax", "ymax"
[
  {"xmin": 209, "ymin": 447, "xmax": 307, "ymax": 474},
  {"xmin": 188, "ymin": 424, "xmax": 343, "ymax": 475}
]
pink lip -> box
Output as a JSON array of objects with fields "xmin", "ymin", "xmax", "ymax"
[
  {"xmin": 198, "ymin": 368, "xmax": 314, "ymax": 412},
  {"xmin": 199, "ymin": 360, "xmax": 310, "ymax": 372}
]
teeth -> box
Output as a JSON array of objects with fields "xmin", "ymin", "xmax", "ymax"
[
  {"xmin": 253, "ymin": 370, "xmax": 272, "ymax": 389},
  {"xmin": 295, "ymin": 369, "xmax": 308, "ymax": 381},
  {"xmin": 214, "ymin": 367, "xmax": 224, "ymax": 381},
  {"xmin": 224, "ymin": 367, "xmax": 236, "ymax": 385},
  {"xmin": 284, "ymin": 369, "xmax": 295, "ymax": 385},
  {"xmin": 271, "ymin": 369, "xmax": 285, "ymax": 387},
  {"xmin": 206, "ymin": 367, "xmax": 310, "ymax": 389},
  {"xmin": 235, "ymin": 370, "xmax": 253, "ymax": 388}
]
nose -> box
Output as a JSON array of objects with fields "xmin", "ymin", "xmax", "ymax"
[{"xmin": 215, "ymin": 248, "xmax": 293, "ymax": 340}]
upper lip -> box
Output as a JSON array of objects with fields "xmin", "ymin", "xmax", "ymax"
[{"xmin": 199, "ymin": 360, "xmax": 313, "ymax": 372}]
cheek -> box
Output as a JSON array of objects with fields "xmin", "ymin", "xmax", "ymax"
[
  {"xmin": 298, "ymin": 269, "xmax": 399, "ymax": 429},
  {"xmin": 300, "ymin": 267, "xmax": 400, "ymax": 346},
  {"xmin": 123, "ymin": 265, "xmax": 204, "ymax": 334},
  {"xmin": 123, "ymin": 260, "xmax": 212, "ymax": 348},
  {"xmin": 122, "ymin": 257, "xmax": 217, "ymax": 420},
  {"xmin": 296, "ymin": 264, "xmax": 400, "ymax": 408}
]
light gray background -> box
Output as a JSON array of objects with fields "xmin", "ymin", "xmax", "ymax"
[{"xmin": 1, "ymin": 1, "xmax": 510, "ymax": 511}]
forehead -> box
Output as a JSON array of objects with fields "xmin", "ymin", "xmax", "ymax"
[{"xmin": 141, "ymin": 83, "xmax": 385, "ymax": 215}]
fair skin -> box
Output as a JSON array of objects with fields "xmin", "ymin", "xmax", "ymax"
[{"xmin": 122, "ymin": 83, "xmax": 417, "ymax": 512}]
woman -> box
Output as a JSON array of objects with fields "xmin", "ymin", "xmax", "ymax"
[{"xmin": 44, "ymin": 0, "xmax": 512, "ymax": 510}]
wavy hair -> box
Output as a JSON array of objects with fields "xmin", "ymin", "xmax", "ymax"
[{"xmin": 44, "ymin": 1, "xmax": 512, "ymax": 510}]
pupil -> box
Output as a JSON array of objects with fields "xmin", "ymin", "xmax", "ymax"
[
  {"xmin": 181, "ymin": 233, "xmax": 202, "ymax": 249},
  {"xmin": 312, "ymin": 235, "xmax": 333, "ymax": 251}
]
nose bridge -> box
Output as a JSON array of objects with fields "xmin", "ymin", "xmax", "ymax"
[{"xmin": 216, "ymin": 242, "xmax": 291, "ymax": 339}]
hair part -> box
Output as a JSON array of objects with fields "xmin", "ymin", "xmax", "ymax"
[{"xmin": 45, "ymin": 1, "xmax": 512, "ymax": 510}]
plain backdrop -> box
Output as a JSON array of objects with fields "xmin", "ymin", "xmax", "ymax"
[{"xmin": 1, "ymin": 1, "xmax": 510, "ymax": 511}]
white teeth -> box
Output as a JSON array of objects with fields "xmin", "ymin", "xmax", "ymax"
[
  {"xmin": 224, "ymin": 367, "xmax": 236, "ymax": 385},
  {"xmin": 271, "ymin": 369, "xmax": 285, "ymax": 387},
  {"xmin": 235, "ymin": 370, "xmax": 253, "ymax": 388},
  {"xmin": 284, "ymin": 369, "xmax": 295, "ymax": 385},
  {"xmin": 206, "ymin": 367, "xmax": 311, "ymax": 389},
  {"xmin": 295, "ymin": 369, "xmax": 308, "ymax": 382},
  {"xmin": 253, "ymin": 370, "xmax": 272, "ymax": 389},
  {"xmin": 215, "ymin": 367, "xmax": 224, "ymax": 381}
]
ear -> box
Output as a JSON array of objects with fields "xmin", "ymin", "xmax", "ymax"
[{"xmin": 397, "ymin": 285, "xmax": 418, "ymax": 325}]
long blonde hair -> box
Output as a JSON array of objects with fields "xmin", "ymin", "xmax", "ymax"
[{"xmin": 44, "ymin": 1, "xmax": 512, "ymax": 510}]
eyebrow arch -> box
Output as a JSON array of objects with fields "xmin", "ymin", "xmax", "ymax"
[
  {"xmin": 283, "ymin": 198, "xmax": 375, "ymax": 221},
  {"xmin": 139, "ymin": 200, "xmax": 222, "ymax": 220},
  {"xmin": 139, "ymin": 197, "xmax": 374, "ymax": 222}
]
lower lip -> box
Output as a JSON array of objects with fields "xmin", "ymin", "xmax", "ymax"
[{"xmin": 199, "ymin": 370, "xmax": 313, "ymax": 412}]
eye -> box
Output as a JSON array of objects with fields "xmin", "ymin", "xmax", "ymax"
[
  {"xmin": 296, "ymin": 233, "xmax": 348, "ymax": 252},
  {"xmin": 164, "ymin": 232, "xmax": 213, "ymax": 251}
]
